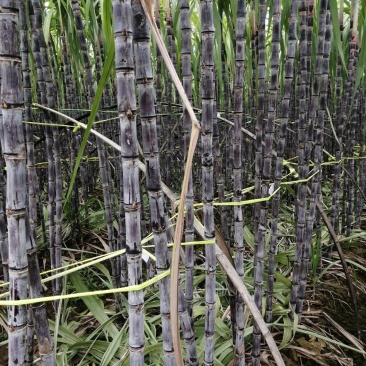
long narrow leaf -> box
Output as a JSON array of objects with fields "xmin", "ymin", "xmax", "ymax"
[
  {"xmin": 64, "ymin": 41, "xmax": 114, "ymax": 208},
  {"xmin": 329, "ymin": 0, "xmax": 347, "ymax": 70},
  {"xmin": 69, "ymin": 272, "xmax": 119, "ymax": 338}
]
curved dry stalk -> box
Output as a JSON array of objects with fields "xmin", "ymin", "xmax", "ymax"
[
  {"xmin": 32, "ymin": 103, "xmax": 193, "ymax": 352},
  {"xmin": 139, "ymin": 0, "xmax": 199, "ymax": 128},
  {"xmin": 33, "ymin": 102, "xmax": 196, "ymax": 362},
  {"xmin": 193, "ymin": 217, "xmax": 286, "ymax": 366},
  {"xmin": 36, "ymin": 99, "xmax": 311, "ymax": 363},
  {"xmin": 311, "ymin": 187, "xmax": 361, "ymax": 338},
  {"xmin": 35, "ymin": 100, "xmax": 356, "ymax": 362},
  {"xmin": 139, "ymin": 1, "xmax": 201, "ymax": 364},
  {"xmin": 342, "ymin": 166, "xmax": 366, "ymax": 201},
  {"xmin": 216, "ymin": 107, "xmax": 360, "ymax": 338},
  {"xmin": 35, "ymin": 106, "xmax": 196, "ymax": 365}
]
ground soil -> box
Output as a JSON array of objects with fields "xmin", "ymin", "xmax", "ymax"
[{"xmin": 283, "ymin": 246, "xmax": 366, "ymax": 366}]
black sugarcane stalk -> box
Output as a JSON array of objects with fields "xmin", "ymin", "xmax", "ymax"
[
  {"xmin": 232, "ymin": 0, "xmax": 246, "ymax": 362},
  {"xmin": 265, "ymin": 0, "xmax": 299, "ymax": 325}
]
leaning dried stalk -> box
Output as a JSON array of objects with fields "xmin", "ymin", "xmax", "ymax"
[
  {"xmin": 179, "ymin": 0, "xmax": 195, "ymax": 324},
  {"xmin": 193, "ymin": 217, "xmax": 285, "ymax": 366},
  {"xmin": 139, "ymin": 0, "xmax": 201, "ymax": 363}
]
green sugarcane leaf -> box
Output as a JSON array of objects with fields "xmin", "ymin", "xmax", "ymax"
[
  {"xmin": 100, "ymin": 327, "xmax": 125, "ymax": 366},
  {"xmin": 43, "ymin": 4, "xmax": 54, "ymax": 44},
  {"xmin": 69, "ymin": 272, "xmax": 119, "ymax": 338},
  {"xmin": 92, "ymin": 262, "xmax": 113, "ymax": 286},
  {"xmin": 294, "ymin": 326, "xmax": 366, "ymax": 355},
  {"xmin": 215, "ymin": 318, "xmax": 231, "ymax": 338},
  {"xmin": 339, "ymin": 232, "xmax": 366, "ymax": 241},
  {"xmin": 216, "ymin": 340, "xmax": 235, "ymax": 364},
  {"xmin": 326, "ymin": 104, "xmax": 340, "ymax": 146},
  {"xmin": 353, "ymin": 31, "xmax": 366, "ymax": 98},
  {"xmin": 279, "ymin": 315, "xmax": 292, "ymax": 349},
  {"xmin": 274, "ymin": 271, "xmax": 291, "ymax": 288},
  {"xmin": 64, "ymin": 40, "xmax": 114, "ymax": 208},
  {"xmin": 100, "ymin": 0, "xmax": 113, "ymax": 48},
  {"xmin": 329, "ymin": 0, "xmax": 347, "ymax": 71},
  {"xmin": 48, "ymin": 320, "xmax": 82, "ymax": 345},
  {"xmin": 244, "ymin": 225, "xmax": 254, "ymax": 250},
  {"xmin": 85, "ymin": 314, "xmax": 128, "ymax": 342}
]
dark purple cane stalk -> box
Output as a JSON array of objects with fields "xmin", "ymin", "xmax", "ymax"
[
  {"xmin": 252, "ymin": 1, "xmax": 266, "ymax": 364},
  {"xmin": 0, "ymin": 0, "xmax": 28, "ymax": 362},
  {"xmin": 132, "ymin": 3, "xmax": 176, "ymax": 362},
  {"xmin": 0, "ymin": 157, "xmax": 8, "ymax": 289},
  {"xmin": 112, "ymin": 0, "xmax": 144, "ymax": 363},
  {"xmin": 345, "ymin": 29, "xmax": 359, "ymax": 237},
  {"xmin": 29, "ymin": 0, "xmax": 58, "ymax": 308},
  {"xmin": 232, "ymin": 0, "xmax": 246, "ymax": 363},
  {"xmin": 179, "ymin": 0, "xmax": 195, "ymax": 323},
  {"xmin": 297, "ymin": 0, "xmax": 330, "ymax": 316},
  {"xmin": 20, "ymin": 0, "xmax": 55, "ymax": 364},
  {"xmin": 331, "ymin": 4, "xmax": 344, "ymax": 241},
  {"xmin": 200, "ymin": 0, "xmax": 216, "ymax": 363},
  {"xmin": 265, "ymin": 0, "xmax": 299, "ymax": 325},
  {"xmin": 71, "ymin": 0, "xmax": 122, "ymax": 310},
  {"xmin": 290, "ymin": 0, "xmax": 309, "ymax": 316}
]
